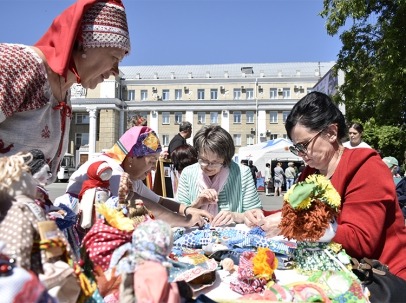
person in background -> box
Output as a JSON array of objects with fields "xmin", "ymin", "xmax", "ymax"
[
  {"xmin": 167, "ymin": 121, "xmax": 192, "ymax": 159},
  {"xmin": 0, "ymin": 0, "xmax": 131, "ymax": 181},
  {"xmin": 240, "ymin": 159, "xmax": 248, "ymax": 166},
  {"xmin": 382, "ymin": 156, "xmax": 400, "ymax": 178},
  {"xmin": 170, "ymin": 144, "xmax": 198, "ymax": 200},
  {"xmin": 248, "ymin": 160, "xmax": 258, "ymax": 190},
  {"xmin": 170, "ymin": 144, "xmax": 198, "ymax": 176},
  {"xmin": 64, "ymin": 126, "xmax": 213, "ymax": 231},
  {"xmin": 128, "ymin": 113, "xmax": 147, "ymax": 128},
  {"xmin": 284, "ymin": 162, "xmax": 296, "ymax": 191},
  {"xmin": 264, "ymin": 163, "xmax": 272, "ymax": 196},
  {"xmin": 245, "ymin": 91, "xmax": 406, "ymax": 282},
  {"xmin": 273, "ymin": 162, "xmax": 285, "ymax": 197},
  {"xmin": 176, "ymin": 125, "xmax": 262, "ymax": 227},
  {"xmin": 343, "ymin": 122, "xmax": 372, "ymax": 149}
]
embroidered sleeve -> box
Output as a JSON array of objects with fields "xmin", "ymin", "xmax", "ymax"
[{"xmin": 0, "ymin": 44, "xmax": 48, "ymax": 122}]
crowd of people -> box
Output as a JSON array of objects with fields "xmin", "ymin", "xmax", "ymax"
[{"xmin": 1, "ymin": 0, "xmax": 406, "ymax": 300}]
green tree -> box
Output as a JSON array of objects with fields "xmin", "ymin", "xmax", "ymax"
[{"xmin": 320, "ymin": 0, "xmax": 406, "ymax": 166}]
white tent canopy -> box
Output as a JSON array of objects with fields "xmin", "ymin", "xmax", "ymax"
[{"xmin": 237, "ymin": 138, "xmax": 303, "ymax": 177}]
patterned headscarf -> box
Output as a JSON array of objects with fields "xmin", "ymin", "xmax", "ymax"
[
  {"xmin": 104, "ymin": 126, "xmax": 162, "ymax": 164},
  {"xmin": 35, "ymin": 0, "xmax": 130, "ymax": 80}
]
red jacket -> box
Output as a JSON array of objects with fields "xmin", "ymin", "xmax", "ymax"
[{"xmin": 299, "ymin": 148, "xmax": 406, "ymax": 279}]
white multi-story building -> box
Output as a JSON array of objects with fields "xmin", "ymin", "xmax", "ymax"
[{"xmin": 69, "ymin": 61, "xmax": 335, "ymax": 164}]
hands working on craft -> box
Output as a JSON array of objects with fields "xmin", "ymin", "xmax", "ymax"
[
  {"xmin": 244, "ymin": 209, "xmax": 282, "ymax": 238},
  {"xmin": 176, "ymin": 125, "xmax": 263, "ymax": 228},
  {"xmin": 188, "ymin": 189, "xmax": 239, "ymax": 227}
]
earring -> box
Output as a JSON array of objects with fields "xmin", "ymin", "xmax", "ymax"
[{"xmin": 82, "ymin": 53, "xmax": 87, "ymax": 59}]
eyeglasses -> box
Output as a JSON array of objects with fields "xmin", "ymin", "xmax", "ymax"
[
  {"xmin": 198, "ymin": 158, "xmax": 224, "ymax": 168},
  {"xmin": 289, "ymin": 129, "xmax": 324, "ymax": 156}
]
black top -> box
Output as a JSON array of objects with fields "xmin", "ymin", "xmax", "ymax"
[{"xmin": 167, "ymin": 133, "xmax": 186, "ymax": 159}]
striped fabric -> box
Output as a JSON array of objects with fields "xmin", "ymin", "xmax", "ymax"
[{"xmin": 176, "ymin": 161, "xmax": 262, "ymax": 213}]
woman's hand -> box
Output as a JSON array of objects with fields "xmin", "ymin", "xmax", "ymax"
[
  {"xmin": 185, "ymin": 207, "xmax": 213, "ymax": 223},
  {"xmin": 184, "ymin": 212, "xmax": 210, "ymax": 228},
  {"xmin": 211, "ymin": 210, "xmax": 235, "ymax": 227},
  {"xmin": 243, "ymin": 209, "xmax": 265, "ymax": 228},
  {"xmin": 257, "ymin": 212, "xmax": 282, "ymax": 238},
  {"xmin": 191, "ymin": 189, "xmax": 218, "ymax": 209}
]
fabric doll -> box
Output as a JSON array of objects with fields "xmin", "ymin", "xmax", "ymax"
[
  {"xmin": 24, "ymin": 149, "xmax": 76, "ymax": 232},
  {"xmin": 76, "ymin": 161, "xmax": 112, "ymax": 240},
  {"xmin": 109, "ymin": 220, "xmax": 186, "ymax": 303},
  {"xmin": 278, "ymin": 174, "xmax": 351, "ymax": 273},
  {"xmin": 0, "ymin": 153, "xmax": 93, "ymax": 302}
]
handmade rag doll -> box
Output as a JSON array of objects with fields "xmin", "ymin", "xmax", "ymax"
[
  {"xmin": 76, "ymin": 161, "xmax": 112, "ymax": 238},
  {"xmin": 278, "ymin": 174, "xmax": 351, "ymax": 273},
  {"xmin": 25, "ymin": 149, "xmax": 76, "ymax": 232},
  {"xmin": 108, "ymin": 220, "xmax": 185, "ymax": 303},
  {"xmin": 0, "ymin": 153, "xmax": 94, "ymax": 303}
]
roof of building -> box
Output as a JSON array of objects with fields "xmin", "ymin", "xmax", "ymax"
[{"xmin": 119, "ymin": 61, "xmax": 336, "ymax": 80}]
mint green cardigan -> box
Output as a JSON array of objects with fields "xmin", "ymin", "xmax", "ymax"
[{"xmin": 176, "ymin": 161, "xmax": 262, "ymax": 213}]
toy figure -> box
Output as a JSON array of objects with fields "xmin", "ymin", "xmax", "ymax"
[{"xmin": 76, "ymin": 161, "xmax": 112, "ymax": 240}]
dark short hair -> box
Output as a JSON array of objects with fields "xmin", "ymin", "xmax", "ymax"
[
  {"xmin": 193, "ymin": 125, "xmax": 235, "ymax": 166},
  {"xmin": 170, "ymin": 144, "xmax": 198, "ymax": 172},
  {"xmin": 179, "ymin": 121, "xmax": 192, "ymax": 132},
  {"xmin": 266, "ymin": 163, "xmax": 270, "ymax": 167},
  {"xmin": 249, "ymin": 160, "xmax": 253, "ymax": 165},
  {"xmin": 285, "ymin": 92, "xmax": 346, "ymax": 141},
  {"xmin": 349, "ymin": 122, "xmax": 364, "ymax": 133}
]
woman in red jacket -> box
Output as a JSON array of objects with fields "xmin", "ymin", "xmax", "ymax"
[{"xmin": 245, "ymin": 91, "xmax": 406, "ymax": 281}]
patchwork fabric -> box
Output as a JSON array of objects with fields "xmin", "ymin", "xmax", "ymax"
[{"xmin": 172, "ymin": 226, "xmax": 296, "ymax": 256}]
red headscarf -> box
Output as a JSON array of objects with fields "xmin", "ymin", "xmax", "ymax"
[
  {"xmin": 34, "ymin": 0, "xmax": 129, "ymax": 80},
  {"xmin": 34, "ymin": 0, "xmax": 98, "ymax": 80},
  {"xmin": 78, "ymin": 160, "xmax": 112, "ymax": 201}
]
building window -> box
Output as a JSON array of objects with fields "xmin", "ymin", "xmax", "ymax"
[
  {"xmin": 246, "ymin": 88, "xmax": 254, "ymax": 100},
  {"xmin": 282, "ymin": 111, "xmax": 290, "ymax": 123},
  {"xmin": 162, "ymin": 89, "xmax": 170, "ymax": 101},
  {"xmin": 234, "ymin": 89, "xmax": 241, "ymax": 100},
  {"xmin": 198, "ymin": 89, "xmax": 205, "ymax": 100},
  {"xmin": 307, "ymin": 87, "xmax": 313, "ymax": 94},
  {"xmin": 76, "ymin": 113, "xmax": 89, "ymax": 124},
  {"xmin": 174, "ymin": 112, "xmax": 182, "ymax": 124},
  {"xmin": 127, "ymin": 89, "xmax": 135, "ymax": 101},
  {"xmin": 233, "ymin": 111, "xmax": 241, "ymax": 123},
  {"xmin": 283, "ymin": 88, "xmax": 290, "ymax": 99},
  {"xmin": 175, "ymin": 89, "xmax": 182, "ymax": 100},
  {"xmin": 197, "ymin": 112, "xmax": 206, "ymax": 124},
  {"xmin": 246, "ymin": 111, "xmax": 254, "ymax": 124},
  {"xmin": 283, "ymin": 134, "xmax": 288, "ymax": 139},
  {"xmin": 75, "ymin": 133, "xmax": 89, "ymax": 146},
  {"xmin": 162, "ymin": 135, "xmax": 169, "ymax": 146},
  {"xmin": 246, "ymin": 134, "xmax": 254, "ymax": 145},
  {"xmin": 270, "ymin": 134, "xmax": 278, "ymax": 140},
  {"xmin": 210, "ymin": 89, "xmax": 218, "ymax": 100},
  {"xmin": 270, "ymin": 88, "xmax": 277, "ymax": 99},
  {"xmin": 141, "ymin": 90, "xmax": 148, "ymax": 101},
  {"xmin": 210, "ymin": 112, "xmax": 218, "ymax": 124},
  {"xmin": 270, "ymin": 111, "xmax": 278, "ymax": 123},
  {"xmin": 162, "ymin": 112, "xmax": 170, "ymax": 124},
  {"xmin": 233, "ymin": 134, "xmax": 241, "ymax": 146}
]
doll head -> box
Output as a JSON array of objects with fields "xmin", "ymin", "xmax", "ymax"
[
  {"xmin": 0, "ymin": 153, "xmax": 37, "ymax": 201},
  {"xmin": 25, "ymin": 149, "xmax": 52, "ymax": 185}
]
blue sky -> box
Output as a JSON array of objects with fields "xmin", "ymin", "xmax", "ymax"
[{"xmin": 0, "ymin": 0, "xmax": 343, "ymax": 66}]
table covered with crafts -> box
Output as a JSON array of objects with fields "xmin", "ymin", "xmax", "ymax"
[{"xmin": 169, "ymin": 223, "xmax": 370, "ymax": 303}]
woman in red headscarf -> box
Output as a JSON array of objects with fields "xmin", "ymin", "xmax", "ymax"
[{"xmin": 0, "ymin": 0, "xmax": 131, "ymax": 181}]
